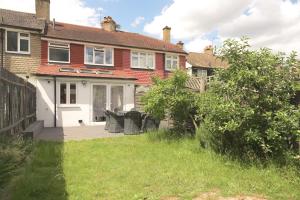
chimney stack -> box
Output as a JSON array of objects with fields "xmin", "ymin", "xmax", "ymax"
[
  {"xmin": 101, "ymin": 16, "xmax": 117, "ymax": 32},
  {"xmin": 176, "ymin": 41, "xmax": 184, "ymax": 49},
  {"xmin": 35, "ymin": 0, "xmax": 50, "ymax": 21},
  {"xmin": 204, "ymin": 45, "xmax": 213, "ymax": 55},
  {"xmin": 163, "ymin": 26, "xmax": 171, "ymax": 43}
]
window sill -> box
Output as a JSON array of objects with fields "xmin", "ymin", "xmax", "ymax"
[
  {"xmin": 49, "ymin": 61, "xmax": 70, "ymax": 64},
  {"xmin": 58, "ymin": 104, "xmax": 80, "ymax": 108},
  {"xmin": 6, "ymin": 51, "xmax": 30, "ymax": 55},
  {"xmin": 84, "ymin": 63, "xmax": 114, "ymax": 67},
  {"xmin": 131, "ymin": 67, "xmax": 155, "ymax": 71}
]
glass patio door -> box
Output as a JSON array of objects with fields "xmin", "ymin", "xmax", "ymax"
[
  {"xmin": 110, "ymin": 86, "xmax": 123, "ymax": 112},
  {"xmin": 93, "ymin": 85, "xmax": 107, "ymax": 122}
]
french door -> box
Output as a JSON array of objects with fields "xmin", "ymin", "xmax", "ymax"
[{"xmin": 92, "ymin": 84, "xmax": 124, "ymax": 122}]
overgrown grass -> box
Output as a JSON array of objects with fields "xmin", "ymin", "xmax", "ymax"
[
  {"xmin": 0, "ymin": 135, "xmax": 32, "ymax": 194},
  {"xmin": 6, "ymin": 133, "xmax": 300, "ymax": 200}
]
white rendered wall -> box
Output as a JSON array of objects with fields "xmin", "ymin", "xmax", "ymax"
[{"xmin": 36, "ymin": 77, "xmax": 135, "ymax": 127}]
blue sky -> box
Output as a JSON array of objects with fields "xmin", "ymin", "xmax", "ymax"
[
  {"xmin": 1, "ymin": 0, "xmax": 300, "ymax": 55},
  {"xmin": 85, "ymin": 0, "xmax": 171, "ymax": 33}
]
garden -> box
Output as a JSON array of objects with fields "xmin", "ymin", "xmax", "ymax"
[{"xmin": 1, "ymin": 38, "xmax": 300, "ymax": 200}]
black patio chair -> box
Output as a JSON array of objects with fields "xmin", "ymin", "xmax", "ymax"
[
  {"xmin": 107, "ymin": 110, "xmax": 124, "ymax": 133},
  {"xmin": 104, "ymin": 110, "xmax": 110, "ymax": 130},
  {"xmin": 124, "ymin": 111, "xmax": 142, "ymax": 135},
  {"xmin": 141, "ymin": 114, "xmax": 160, "ymax": 132}
]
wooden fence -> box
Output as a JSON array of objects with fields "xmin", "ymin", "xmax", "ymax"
[{"xmin": 0, "ymin": 67, "xmax": 36, "ymax": 135}]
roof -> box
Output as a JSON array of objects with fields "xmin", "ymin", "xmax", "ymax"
[
  {"xmin": 187, "ymin": 52, "xmax": 228, "ymax": 69},
  {"xmin": 0, "ymin": 9, "xmax": 45, "ymax": 31},
  {"xmin": 185, "ymin": 77, "xmax": 206, "ymax": 92},
  {"xmin": 45, "ymin": 22, "xmax": 186, "ymax": 54},
  {"xmin": 35, "ymin": 65, "xmax": 137, "ymax": 80}
]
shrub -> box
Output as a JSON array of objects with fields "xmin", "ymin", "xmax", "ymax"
[
  {"xmin": 197, "ymin": 38, "xmax": 300, "ymax": 162},
  {"xmin": 142, "ymin": 70, "xmax": 197, "ymax": 134}
]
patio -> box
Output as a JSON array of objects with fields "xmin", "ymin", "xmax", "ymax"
[{"xmin": 35, "ymin": 125, "xmax": 124, "ymax": 141}]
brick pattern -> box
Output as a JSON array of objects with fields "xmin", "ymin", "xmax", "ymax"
[
  {"xmin": 41, "ymin": 42, "xmax": 186, "ymax": 85},
  {"xmin": 1, "ymin": 33, "xmax": 41, "ymax": 74}
]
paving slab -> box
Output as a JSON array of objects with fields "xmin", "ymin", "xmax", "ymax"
[{"xmin": 35, "ymin": 125, "xmax": 124, "ymax": 141}]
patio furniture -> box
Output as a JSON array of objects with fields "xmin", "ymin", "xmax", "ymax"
[
  {"xmin": 124, "ymin": 111, "xmax": 142, "ymax": 135},
  {"xmin": 141, "ymin": 114, "xmax": 160, "ymax": 132},
  {"xmin": 107, "ymin": 110, "xmax": 124, "ymax": 133},
  {"xmin": 104, "ymin": 110, "xmax": 110, "ymax": 130}
]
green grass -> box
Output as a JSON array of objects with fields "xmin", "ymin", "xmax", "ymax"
[{"xmin": 6, "ymin": 134, "xmax": 300, "ymax": 200}]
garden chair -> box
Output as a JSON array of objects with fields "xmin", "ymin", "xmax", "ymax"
[
  {"xmin": 107, "ymin": 110, "xmax": 124, "ymax": 133},
  {"xmin": 124, "ymin": 111, "xmax": 142, "ymax": 135},
  {"xmin": 141, "ymin": 114, "xmax": 160, "ymax": 132}
]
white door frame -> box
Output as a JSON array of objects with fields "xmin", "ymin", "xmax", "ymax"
[{"xmin": 90, "ymin": 83, "xmax": 125, "ymax": 125}]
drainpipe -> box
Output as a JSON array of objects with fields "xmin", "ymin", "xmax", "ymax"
[
  {"xmin": 54, "ymin": 76, "xmax": 57, "ymax": 127},
  {"xmin": 0, "ymin": 28, "xmax": 4, "ymax": 68}
]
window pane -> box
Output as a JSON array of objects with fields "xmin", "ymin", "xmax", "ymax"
[
  {"xmin": 7, "ymin": 31, "xmax": 18, "ymax": 52},
  {"xmin": 95, "ymin": 50, "xmax": 104, "ymax": 64},
  {"xmin": 60, "ymin": 83, "xmax": 67, "ymax": 104},
  {"xmin": 49, "ymin": 48, "xmax": 69, "ymax": 62},
  {"xmin": 140, "ymin": 53, "xmax": 146, "ymax": 68},
  {"xmin": 147, "ymin": 54, "xmax": 153, "ymax": 69},
  {"xmin": 105, "ymin": 48, "xmax": 113, "ymax": 64},
  {"xmin": 166, "ymin": 60, "xmax": 171, "ymax": 69},
  {"xmin": 132, "ymin": 52, "xmax": 139, "ymax": 67},
  {"xmin": 172, "ymin": 60, "xmax": 178, "ymax": 69},
  {"xmin": 20, "ymin": 39, "xmax": 29, "ymax": 52},
  {"xmin": 85, "ymin": 47, "xmax": 93, "ymax": 63},
  {"xmin": 70, "ymin": 84, "xmax": 76, "ymax": 104},
  {"xmin": 111, "ymin": 86, "xmax": 123, "ymax": 112}
]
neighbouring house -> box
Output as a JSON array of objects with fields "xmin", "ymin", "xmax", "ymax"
[
  {"xmin": 0, "ymin": 0, "xmax": 187, "ymax": 127},
  {"xmin": 0, "ymin": 8, "xmax": 45, "ymax": 78},
  {"xmin": 186, "ymin": 45, "xmax": 228, "ymax": 80}
]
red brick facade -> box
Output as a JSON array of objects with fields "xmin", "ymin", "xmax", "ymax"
[{"xmin": 40, "ymin": 40, "xmax": 186, "ymax": 85}]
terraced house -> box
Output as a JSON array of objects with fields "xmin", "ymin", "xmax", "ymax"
[{"xmin": 0, "ymin": 0, "xmax": 187, "ymax": 127}]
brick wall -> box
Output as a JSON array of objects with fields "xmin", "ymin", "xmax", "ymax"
[
  {"xmin": 1, "ymin": 33, "xmax": 41, "ymax": 75},
  {"xmin": 41, "ymin": 41, "xmax": 186, "ymax": 85}
]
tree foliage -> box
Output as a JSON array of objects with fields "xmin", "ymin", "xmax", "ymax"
[
  {"xmin": 197, "ymin": 38, "xmax": 300, "ymax": 161},
  {"xmin": 142, "ymin": 70, "xmax": 197, "ymax": 133}
]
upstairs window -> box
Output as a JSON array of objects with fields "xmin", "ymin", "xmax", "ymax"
[
  {"xmin": 131, "ymin": 51, "xmax": 154, "ymax": 69},
  {"xmin": 49, "ymin": 42, "xmax": 70, "ymax": 63},
  {"xmin": 6, "ymin": 30, "xmax": 30, "ymax": 54},
  {"xmin": 59, "ymin": 83, "xmax": 77, "ymax": 105},
  {"xmin": 165, "ymin": 54, "xmax": 179, "ymax": 71},
  {"xmin": 85, "ymin": 46, "xmax": 113, "ymax": 66}
]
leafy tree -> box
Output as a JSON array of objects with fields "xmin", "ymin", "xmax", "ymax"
[
  {"xmin": 197, "ymin": 38, "xmax": 300, "ymax": 161},
  {"xmin": 142, "ymin": 70, "xmax": 197, "ymax": 133}
]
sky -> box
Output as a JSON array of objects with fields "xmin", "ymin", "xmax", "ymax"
[{"xmin": 1, "ymin": 0, "xmax": 300, "ymax": 55}]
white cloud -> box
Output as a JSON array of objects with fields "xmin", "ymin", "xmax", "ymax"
[
  {"xmin": 185, "ymin": 36, "xmax": 212, "ymax": 53},
  {"xmin": 0, "ymin": 0, "xmax": 102, "ymax": 27},
  {"xmin": 144, "ymin": 0, "xmax": 300, "ymax": 55},
  {"xmin": 131, "ymin": 16, "xmax": 145, "ymax": 27}
]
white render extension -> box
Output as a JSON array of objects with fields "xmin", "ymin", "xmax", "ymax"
[{"xmin": 36, "ymin": 76, "xmax": 135, "ymax": 127}]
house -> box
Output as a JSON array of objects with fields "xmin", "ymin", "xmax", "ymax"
[
  {"xmin": 0, "ymin": 8, "xmax": 45, "ymax": 78},
  {"xmin": 0, "ymin": 0, "xmax": 187, "ymax": 127},
  {"xmin": 186, "ymin": 45, "xmax": 228, "ymax": 80}
]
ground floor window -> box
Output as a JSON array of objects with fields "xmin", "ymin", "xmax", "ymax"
[
  {"xmin": 192, "ymin": 68, "xmax": 207, "ymax": 78},
  {"xmin": 59, "ymin": 83, "xmax": 77, "ymax": 105}
]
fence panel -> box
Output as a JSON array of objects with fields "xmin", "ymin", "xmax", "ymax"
[{"xmin": 0, "ymin": 67, "xmax": 36, "ymax": 135}]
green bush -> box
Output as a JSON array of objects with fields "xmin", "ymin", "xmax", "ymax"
[
  {"xmin": 197, "ymin": 38, "xmax": 300, "ymax": 162},
  {"xmin": 142, "ymin": 70, "xmax": 197, "ymax": 134}
]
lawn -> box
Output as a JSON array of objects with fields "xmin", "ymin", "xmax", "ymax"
[{"xmin": 5, "ymin": 134, "xmax": 300, "ymax": 200}]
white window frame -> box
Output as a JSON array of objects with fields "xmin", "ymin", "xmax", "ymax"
[
  {"xmin": 84, "ymin": 46, "xmax": 114, "ymax": 66},
  {"xmin": 58, "ymin": 82, "xmax": 78, "ymax": 106},
  {"xmin": 5, "ymin": 29, "xmax": 30, "ymax": 54},
  {"xmin": 48, "ymin": 42, "xmax": 70, "ymax": 63},
  {"xmin": 165, "ymin": 54, "xmax": 179, "ymax": 71},
  {"xmin": 130, "ymin": 50, "xmax": 155, "ymax": 70}
]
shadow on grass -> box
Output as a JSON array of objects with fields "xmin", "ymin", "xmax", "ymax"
[
  {"xmin": 0, "ymin": 135, "xmax": 33, "ymax": 194},
  {"xmin": 7, "ymin": 141, "xmax": 68, "ymax": 200}
]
